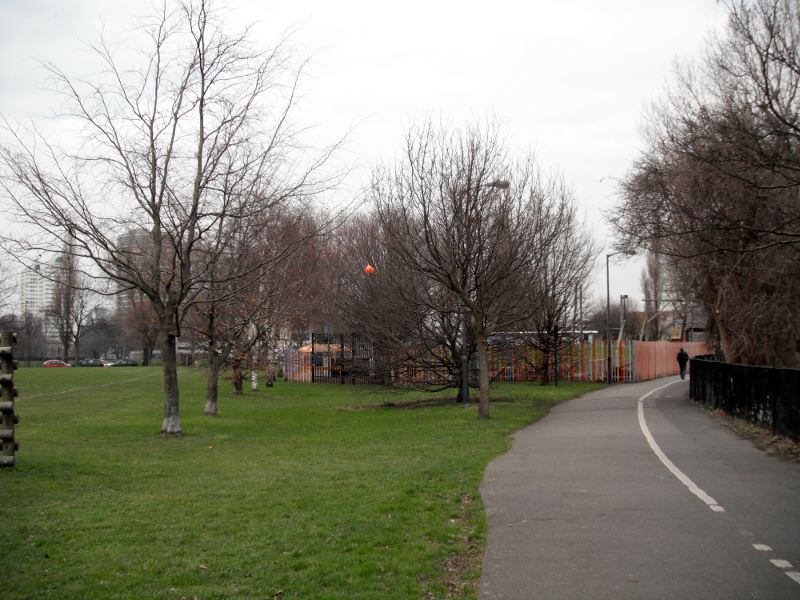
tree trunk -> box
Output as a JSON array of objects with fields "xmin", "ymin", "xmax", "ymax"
[
  {"xmin": 142, "ymin": 345, "xmax": 151, "ymax": 366},
  {"xmin": 160, "ymin": 333, "xmax": 182, "ymax": 435},
  {"xmin": 477, "ymin": 334, "xmax": 490, "ymax": 419},
  {"xmin": 230, "ymin": 354, "xmax": 244, "ymax": 395},
  {"xmin": 540, "ymin": 347, "xmax": 551, "ymax": 385},
  {"xmin": 716, "ymin": 317, "xmax": 733, "ymax": 363},
  {"xmin": 204, "ymin": 306, "xmax": 219, "ymax": 415},
  {"xmin": 205, "ymin": 350, "xmax": 221, "ymax": 416}
]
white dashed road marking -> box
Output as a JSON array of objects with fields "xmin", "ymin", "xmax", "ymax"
[
  {"xmin": 636, "ymin": 381, "xmax": 800, "ymax": 588},
  {"xmin": 637, "ymin": 381, "xmax": 725, "ymax": 513}
]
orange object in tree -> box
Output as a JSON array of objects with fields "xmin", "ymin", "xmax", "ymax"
[{"xmin": 364, "ymin": 263, "xmax": 375, "ymax": 275}]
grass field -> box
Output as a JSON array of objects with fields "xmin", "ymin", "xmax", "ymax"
[{"xmin": 0, "ymin": 366, "xmax": 600, "ymax": 599}]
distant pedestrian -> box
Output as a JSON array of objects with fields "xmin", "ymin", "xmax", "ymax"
[{"xmin": 677, "ymin": 348, "xmax": 689, "ymax": 380}]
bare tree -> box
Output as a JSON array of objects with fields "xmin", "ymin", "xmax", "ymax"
[
  {"xmin": 84, "ymin": 313, "xmax": 120, "ymax": 359},
  {"xmin": 192, "ymin": 207, "xmax": 320, "ymax": 415},
  {"xmin": 524, "ymin": 190, "xmax": 596, "ymax": 383},
  {"xmin": 0, "ymin": 312, "xmax": 47, "ymax": 366},
  {"xmin": 0, "ymin": 256, "xmax": 15, "ymax": 316},
  {"xmin": 0, "ymin": 0, "xmax": 339, "ymax": 433},
  {"xmin": 371, "ymin": 121, "xmax": 577, "ymax": 417},
  {"xmin": 639, "ymin": 251, "xmax": 664, "ymax": 340},
  {"xmin": 20, "ymin": 312, "xmax": 48, "ymax": 365},
  {"xmin": 585, "ymin": 300, "xmax": 641, "ymax": 341},
  {"xmin": 332, "ymin": 212, "xmax": 470, "ymax": 391},
  {"xmin": 611, "ymin": 0, "xmax": 800, "ymax": 367},
  {"xmin": 121, "ymin": 293, "xmax": 161, "ymax": 365},
  {"xmin": 46, "ymin": 249, "xmax": 101, "ymax": 363}
]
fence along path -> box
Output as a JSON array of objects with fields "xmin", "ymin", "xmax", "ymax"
[
  {"xmin": 490, "ymin": 340, "xmax": 707, "ymax": 383},
  {"xmin": 283, "ymin": 340, "xmax": 708, "ymax": 385},
  {"xmin": 690, "ymin": 357, "xmax": 800, "ymax": 441}
]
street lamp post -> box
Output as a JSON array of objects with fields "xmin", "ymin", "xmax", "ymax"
[
  {"xmin": 619, "ymin": 294, "xmax": 628, "ymax": 345},
  {"xmin": 459, "ymin": 179, "xmax": 509, "ymax": 406},
  {"xmin": 606, "ymin": 251, "xmax": 634, "ymax": 384}
]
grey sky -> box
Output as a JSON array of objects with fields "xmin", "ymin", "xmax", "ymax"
[{"xmin": 0, "ymin": 0, "xmax": 730, "ymax": 306}]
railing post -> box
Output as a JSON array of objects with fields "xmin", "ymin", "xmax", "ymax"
[{"xmin": 311, "ymin": 332, "xmax": 316, "ymax": 384}]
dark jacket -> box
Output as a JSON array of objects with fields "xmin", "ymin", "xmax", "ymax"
[{"xmin": 677, "ymin": 350, "xmax": 689, "ymax": 366}]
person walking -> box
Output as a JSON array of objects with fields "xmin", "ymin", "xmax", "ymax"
[{"xmin": 677, "ymin": 347, "xmax": 689, "ymax": 380}]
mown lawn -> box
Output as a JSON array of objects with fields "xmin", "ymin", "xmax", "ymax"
[{"xmin": 1, "ymin": 366, "xmax": 600, "ymax": 599}]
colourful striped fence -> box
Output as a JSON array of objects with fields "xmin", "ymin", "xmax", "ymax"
[
  {"xmin": 488, "ymin": 340, "xmax": 707, "ymax": 383},
  {"xmin": 283, "ymin": 340, "xmax": 708, "ymax": 385}
]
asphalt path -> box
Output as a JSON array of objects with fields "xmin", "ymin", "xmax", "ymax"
[{"xmin": 479, "ymin": 377, "xmax": 800, "ymax": 599}]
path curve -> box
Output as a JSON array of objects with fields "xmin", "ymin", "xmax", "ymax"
[{"xmin": 479, "ymin": 377, "xmax": 800, "ymax": 599}]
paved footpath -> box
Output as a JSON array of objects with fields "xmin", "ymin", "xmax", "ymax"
[{"xmin": 479, "ymin": 378, "xmax": 800, "ymax": 599}]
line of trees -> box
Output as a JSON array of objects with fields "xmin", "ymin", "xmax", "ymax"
[
  {"xmin": 1, "ymin": 2, "xmax": 598, "ymax": 429},
  {"xmin": 611, "ymin": 0, "xmax": 800, "ymax": 368},
  {"xmin": 0, "ymin": 0, "xmax": 341, "ymax": 434}
]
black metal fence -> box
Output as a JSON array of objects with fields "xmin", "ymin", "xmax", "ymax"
[
  {"xmin": 690, "ymin": 356, "xmax": 800, "ymax": 441},
  {"xmin": 309, "ymin": 332, "xmax": 384, "ymax": 385}
]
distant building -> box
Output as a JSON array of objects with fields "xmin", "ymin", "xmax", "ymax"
[
  {"xmin": 17, "ymin": 260, "xmax": 60, "ymax": 352},
  {"xmin": 115, "ymin": 228, "xmax": 152, "ymax": 314},
  {"xmin": 681, "ymin": 304, "xmax": 708, "ymax": 342},
  {"xmin": 663, "ymin": 303, "xmax": 708, "ymax": 342},
  {"xmin": 18, "ymin": 263, "xmax": 55, "ymax": 317}
]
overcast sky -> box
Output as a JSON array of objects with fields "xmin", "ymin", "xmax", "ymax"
[{"xmin": 0, "ymin": 0, "xmax": 730, "ymax": 306}]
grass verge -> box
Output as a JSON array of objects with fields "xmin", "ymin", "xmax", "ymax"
[
  {"xmin": 1, "ymin": 367, "xmax": 599, "ymax": 599},
  {"xmin": 708, "ymin": 409, "xmax": 800, "ymax": 462}
]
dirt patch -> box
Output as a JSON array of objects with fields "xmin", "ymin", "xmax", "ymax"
[
  {"xmin": 440, "ymin": 551, "xmax": 471, "ymax": 598},
  {"xmin": 710, "ymin": 409, "xmax": 800, "ymax": 462},
  {"xmin": 342, "ymin": 396, "xmax": 513, "ymax": 412},
  {"xmin": 437, "ymin": 493, "xmax": 483, "ymax": 599},
  {"xmin": 342, "ymin": 396, "xmax": 457, "ymax": 411}
]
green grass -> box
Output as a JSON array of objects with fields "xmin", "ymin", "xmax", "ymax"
[{"xmin": 0, "ymin": 367, "xmax": 600, "ymax": 599}]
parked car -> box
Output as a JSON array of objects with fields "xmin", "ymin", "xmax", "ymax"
[
  {"xmin": 78, "ymin": 358, "xmax": 105, "ymax": 367},
  {"xmin": 111, "ymin": 359, "xmax": 138, "ymax": 367},
  {"xmin": 42, "ymin": 359, "xmax": 71, "ymax": 368}
]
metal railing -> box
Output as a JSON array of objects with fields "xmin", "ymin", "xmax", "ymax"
[{"xmin": 690, "ymin": 356, "xmax": 800, "ymax": 441}]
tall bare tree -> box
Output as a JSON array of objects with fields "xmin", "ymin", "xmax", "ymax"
[
  {"xmin": 0, "ymin": 0, "xmax": 339, "ymax": 433},
  {"xmin": 46, "ymin": 249, "xmax": 100, "ymax": 363},
  {"xmin": 639, "ymin": 251, "xmax": 664, "ymax": 341},
  {"xmin": 524, "ymin": 189, "xmax": 596, "ymax": 383},
  {"xmin": 371, "ymin": 121, "xmax": 578, "ymax": 417},
  {"xmin": 611, "ymin": 0, "xmax": 800, "ymax": 366}
]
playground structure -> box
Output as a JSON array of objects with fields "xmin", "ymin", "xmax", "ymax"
[{"xmin": 283, "ymin": 333, "xmax": 382, "ymax": 385}]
